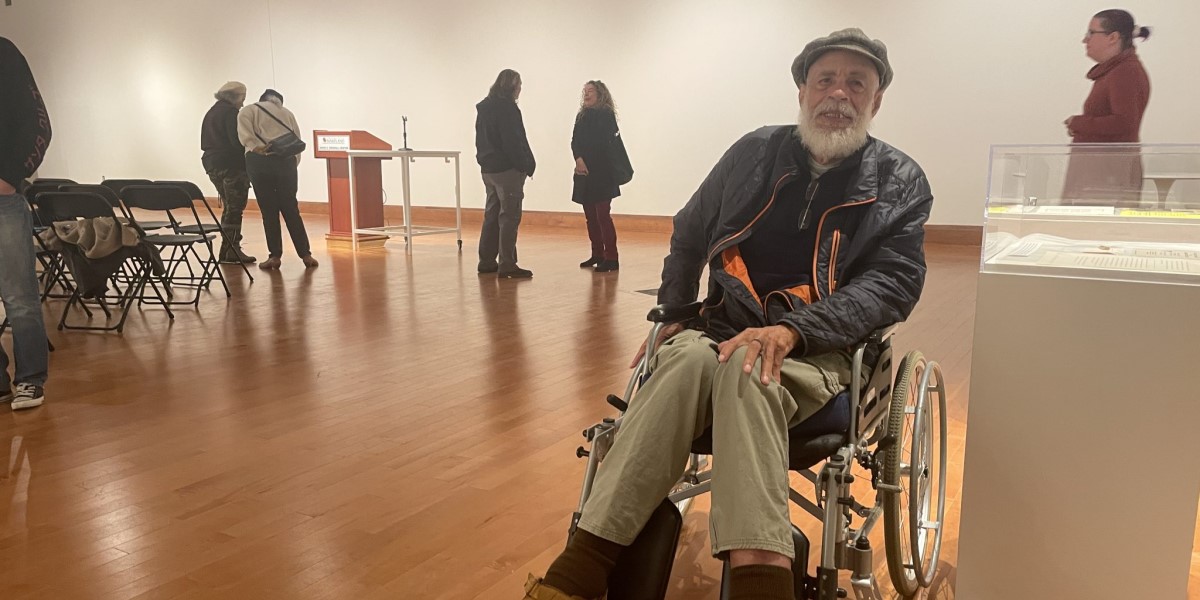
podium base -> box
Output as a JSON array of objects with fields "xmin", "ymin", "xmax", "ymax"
[{"xmin": 325, "ymin": 232, "xmax": 389, "ymax": 249}]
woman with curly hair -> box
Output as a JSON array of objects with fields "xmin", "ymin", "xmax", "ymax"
[{"xmin": 571, "ymin": 80, "xmax": 622, "ymax": 272}]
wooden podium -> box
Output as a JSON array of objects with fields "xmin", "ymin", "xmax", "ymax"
[{"xmin": 313, "ymin": 130, "xmax": 392, "ymax": 247}]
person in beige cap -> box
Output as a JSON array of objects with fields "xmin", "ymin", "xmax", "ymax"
[
  {"xmin": 201, "ymin": 81, "xmax": 256, "ymax": 264},
  {"xmin": 523, "ymin": 28, "xmax": 933, "ymax": 600}
]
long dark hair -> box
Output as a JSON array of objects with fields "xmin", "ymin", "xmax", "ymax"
[
  {"xmin": 1094, "ymin": 9, "xmax": 1151, "ymax": 50},
  {"xmin": 488, "ymin": 69, "xmax": 521, "ymax": 101}
]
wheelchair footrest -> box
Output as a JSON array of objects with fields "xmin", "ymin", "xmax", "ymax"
[
  {"xmin": 606, "ymin": 499, "xmax": 682, "ymax": 600},
  {"xmin": 718, "ymin": 525, "xmax": 815, "ymax": 600}
]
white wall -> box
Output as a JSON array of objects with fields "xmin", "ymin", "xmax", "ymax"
[{"xmin": 3, "ymin": 0, "xmax": 1198, "ymax": 225}]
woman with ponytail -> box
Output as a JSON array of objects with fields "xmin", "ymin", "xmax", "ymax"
[{"xmin": 1062, "ymin": 9, "xmax": 1151, "ymax": 206}]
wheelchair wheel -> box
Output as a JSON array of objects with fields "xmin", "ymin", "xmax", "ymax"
[{"xmin": 881, "ymin": 350, "xmax": 948, "ymax": 596}]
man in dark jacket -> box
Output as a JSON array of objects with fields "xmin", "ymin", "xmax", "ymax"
[
  {"xmin": 0, "ymin": 37, "xmax": 51, "ymax": 411},
  {"xmin": 202, "ymin": 81, "xmax": 256, "ymax": 264},
  {"xmin": 475, "ymin": 69, "xmax": 536, "ymax": 279},
  {"xmin": 524, "ymin": 29, "xmax": 932, "ymax": 600}
]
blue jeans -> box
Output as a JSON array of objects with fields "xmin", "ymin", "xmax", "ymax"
[{"xmin": 0, "ymin": 193, "xmax": 48, "ymax": 387}]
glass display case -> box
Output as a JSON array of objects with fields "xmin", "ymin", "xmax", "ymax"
[{"xmin": 983, "ymin": 143, "xmax": 1200, "ymax": 285}]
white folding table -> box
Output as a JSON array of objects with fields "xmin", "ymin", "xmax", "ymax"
[{"xmin": 346, "ymin": 149, "xmax": 462, "ymax": 252}]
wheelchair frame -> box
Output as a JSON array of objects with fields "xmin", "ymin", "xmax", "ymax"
[{"xmin": 570, "ymin": 304, "xmax": 948, "ymax": 600}]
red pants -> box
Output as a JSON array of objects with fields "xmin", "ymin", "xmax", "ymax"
[{"xmin": 582, "ymin": 200, "xmax": 618, "ymax": 261}]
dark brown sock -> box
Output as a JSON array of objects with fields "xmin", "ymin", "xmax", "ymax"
[
  {"xmin": 541, "ymin": 529, "xmax": 624, "ymax": 599},
  {"xmin": 728, "ymin": 564, "xmax": 794, "ymax": 600}
]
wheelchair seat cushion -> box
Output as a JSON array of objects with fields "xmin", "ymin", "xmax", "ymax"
[{"xmin": 690, "ymin": 390, "xmax": 851, "ymax": 471}]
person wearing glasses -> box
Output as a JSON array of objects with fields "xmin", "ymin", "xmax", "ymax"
[{"xmin": 1062, "ymin": 9, "xmax": 1151, "ymax": 206}]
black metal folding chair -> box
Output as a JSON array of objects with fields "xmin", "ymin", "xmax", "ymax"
[
  {"xmin": 24, "ymin": 182, "xmax": 78, "ymax": 300},
  {"xmin": 34, "ymin": 191, "xmax": 168, "ymax": 333},
  {"xmin": 156, "ymin": 179, "xmax": 254, "ymax": 282},
  {"xmin": 121, "ymin": 185, "xmax": 231, "ymax": 305},
  {"xmin": 30, "ymin": 177, "xmax": 77, "ymax": 186},
  {"xmin": 101, "ymin": 179, "xmax": 171, "ymax": 232}
]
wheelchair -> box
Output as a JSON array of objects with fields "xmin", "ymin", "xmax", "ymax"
[{"xmin": 569, "ymin": 302, "xmax": 948, "ymax": 599}]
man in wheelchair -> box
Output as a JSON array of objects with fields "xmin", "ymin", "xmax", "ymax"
[{"xmin": 525, "ymin": 28, "xmax": 933, "ymax": 600}]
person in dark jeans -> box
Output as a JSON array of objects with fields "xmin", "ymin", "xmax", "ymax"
[
  {"xmin": 201, "ymin": 80, "xmax": 256, "ymax": 264},
  {"xmin": 0, "ymin": 37, "xmax": 51, "ymax": 410},
  {"xmin": 237, "ymin": 89, "xmax": 316, "ymax": 270},
  {"xmin": 475, "ymin": 69, "xmax": 536, "ymax": 279},
  {"xmin": 572, "ymin": 80, "xmax": 623, "ymax": 273}
]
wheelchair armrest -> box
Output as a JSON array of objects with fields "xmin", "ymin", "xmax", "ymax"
[
  {"xmin": 645, "ymin": 302, "xmax": 702, "ymax": 323},
  {"xmin": 865, "ymin": 323, "xmax": 900, "ymax": 345}
]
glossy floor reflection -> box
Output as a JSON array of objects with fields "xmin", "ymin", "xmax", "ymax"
[{"xmin": 0, "ymin": 215, "xmax": 1194, "ymax": 599}]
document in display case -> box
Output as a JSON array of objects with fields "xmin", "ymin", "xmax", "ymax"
[{"xmin": 981, "ymin": 143, "xmax": 1200, "ymax": 285}]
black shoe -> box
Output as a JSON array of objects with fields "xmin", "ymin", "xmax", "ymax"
[
  {"xmin": 220, "ymin": 247, "xmax": 257, "ymax": 264},
  {"xmin": 594, "ymin": 260, "xmax": 619, "ymax": 272},
  {"xmin": 478, "ymin": 264, "xmax": 498, "ymax": 274},
  {"xmin": 498, "ymin": 267, "xmax": 533, "ymax": 279},
  {"xmin": 579, "ymin": 256, "xmax": 601, "ymax": 268}
]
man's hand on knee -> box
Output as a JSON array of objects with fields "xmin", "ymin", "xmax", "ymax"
[{"xmin": 717, "ymin": 325, "xmax": 801, "ymax": 385}]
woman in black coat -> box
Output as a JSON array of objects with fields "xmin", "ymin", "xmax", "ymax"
[{"xmin": 572, "ymin": 81, "xmax": 622, "ymax": 272}]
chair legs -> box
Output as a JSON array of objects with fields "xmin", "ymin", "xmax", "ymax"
[{"xmin": 56, "ymin": 259, "xmax": 171, "ymax": 333}]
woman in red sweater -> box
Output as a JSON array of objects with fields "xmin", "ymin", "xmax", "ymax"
[{"xmin": 1062, "ymin": 9, "xmax": 1151, "ymax": 206}]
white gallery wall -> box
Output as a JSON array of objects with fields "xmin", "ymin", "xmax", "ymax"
[{"xmin": 3, "ymin": 0, "xmax": 1199, "ymax": 226}]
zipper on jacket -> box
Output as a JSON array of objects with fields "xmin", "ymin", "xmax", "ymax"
[
  {"xmin": 798, "ymin": 180, "xmax": 819, "ymax": 231},
  {"xmin": 706, "ymin": 172, "xmax": 795, "ymax": 264},
  {"xmin": 829, "ymin": 229, "xmax": 842, "ymax": 294},
  {"xmin": 811, "ymin": 197, "xmax": 877, "ymax": 301}
]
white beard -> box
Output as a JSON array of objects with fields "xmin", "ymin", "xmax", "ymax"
[{"xmin": 795, "ymin": 101, "xmax": 872, "ymax": 162}]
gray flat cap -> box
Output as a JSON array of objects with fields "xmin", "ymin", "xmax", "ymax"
[{"xmin": 792, "ymin": 28, "xmax": 892, "ymax": 90}]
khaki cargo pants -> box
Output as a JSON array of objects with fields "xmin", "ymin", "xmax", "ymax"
[{"xmin": 576, "ymin": 329, "xmax": 852, "ymax": 558}]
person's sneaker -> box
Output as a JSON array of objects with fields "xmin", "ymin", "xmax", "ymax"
[
  {"xmin": 259, "ymin": 257, "xmax": 282, "ymax": 270},
  {"xmin": 579, "ymin": 257, "xmax": 601, "ymax": 268},
  {"xmin": 478, "ymin": 263, "xmax": 498, "ymax": 274},
  {"xmin": 0, "ymin": 386, "xmax": 12, "ymax": 404},
  {"xmin": 301, "ymin": 255, "xmax": 319, "ymax": 268},
  {"xmin": 499, "ymin": 267, "xmax": 533, "ymax": 279},
  {"xmin": 594, "ymin": 260, "xmax": 619, "ymax": 273},
  {"xmin": 11, "ymin": 383, "xmax": 44, "ymax": 410}
]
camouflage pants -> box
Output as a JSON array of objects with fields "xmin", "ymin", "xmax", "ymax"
[{"xmin": 207, "ymin": 168, "xmax": 250, "ymax": 251}]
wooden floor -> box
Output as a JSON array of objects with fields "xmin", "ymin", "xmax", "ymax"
[{"xmin": 0, "ymin": 215, "xmax": 1196, "ymax": 599}]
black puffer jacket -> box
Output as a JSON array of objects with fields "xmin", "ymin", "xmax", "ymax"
[{"xmin": 659, "ymin": 125, "xmax": 933, "ymax": 357}]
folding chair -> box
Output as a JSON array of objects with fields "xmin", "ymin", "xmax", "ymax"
[
  {"xmin": 30, "ymin": 177, "xmax": 77, "ymax": 186},
  {"xmin": 156, "ymin": 179, "xmax": 254, "ymax": 281},
  {"xmin": 60, "ymin": 184, "xmax": 149, "ymax": 301},
  {"xmin": 101, "ymin": 179, "xmax": 171, "ymax": 232},
  {"xmin": 23, "ymin": 182, "xmax": 77, "ymax": 300},
  {"xmin": 34, "ymin": 191, "xmax": 168, "ymax": 333},
  {"xmin": 121, "ymin": 185, "xmax": 231, "ymax": 305}
]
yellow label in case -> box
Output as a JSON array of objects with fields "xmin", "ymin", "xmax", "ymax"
[
  {"xmin": 987, "ymin": 206, "xmax": 1013, "ymax": 214},
  {"xmin": 1117, "ymin": 210, "xmax": 1200, "ymax": 219}
]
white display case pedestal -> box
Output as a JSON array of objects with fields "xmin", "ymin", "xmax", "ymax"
[{"xmin": 957, "ymin": 271, "xmax": 1200, "ymax": 599}]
